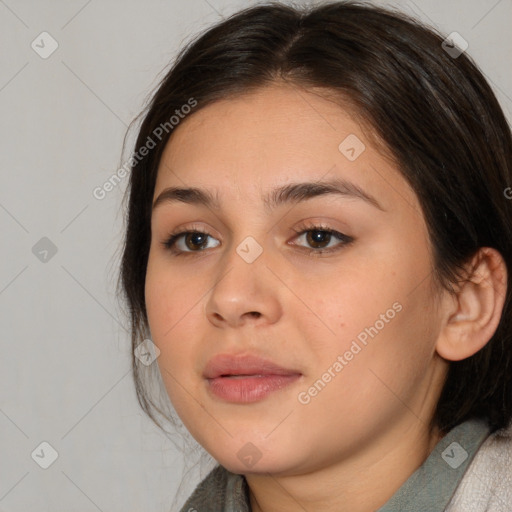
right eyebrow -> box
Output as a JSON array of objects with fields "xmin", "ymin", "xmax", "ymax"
[{"xmin": 152, "ymin": 186, "xmax": 221, "ymax": 211}]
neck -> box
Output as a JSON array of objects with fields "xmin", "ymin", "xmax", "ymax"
[{"xmin": 247, "ymin": 420, "xmax": 444, "ymax": 512}]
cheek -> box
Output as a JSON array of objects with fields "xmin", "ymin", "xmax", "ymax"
[
  {"xmin": 300, "ymin": 247, "xmax": 438, "ymax": 391},
  {"xmin": 144, "ymin": 261, "xmax": 203, "ymax": 380},
  {"xmin": 340, "ymin": 282, "xmax": 439, "ymax": 410},
  {"xmin": 145, "ymin": 272, "xmax": 204, "ymax": 425},
  {"xmin": 308, "ymin": 267, "xmax": 400, "ymax": 349},
  {"xmin": 295, "ymin": 295, "xmax": 438, "ymax": 437},
  {"xmin": 146, "ymin": 254, "xmax": 198, "ymax": 336}
]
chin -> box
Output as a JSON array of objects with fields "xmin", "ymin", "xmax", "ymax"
[
  {"xmin": 221, "ymin": 457, "xmax": 290, "ymax": 476},
  {"xmin": 213, "ymin": 443, "xmax": 304, "ymax": 476}
]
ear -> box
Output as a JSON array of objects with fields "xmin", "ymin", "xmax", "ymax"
[{"xmin": 436, "ymin": 247, "xmax": 508, "ymax": 361}]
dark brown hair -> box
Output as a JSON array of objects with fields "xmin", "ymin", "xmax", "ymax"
[{"xmin": 117, "ymin": 0, "xmax": 512, "ymax": 435}]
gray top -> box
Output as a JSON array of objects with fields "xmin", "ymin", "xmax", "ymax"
[{"xmin": 179, "ymin": 418, "xmax": 491, "ymax": 512}]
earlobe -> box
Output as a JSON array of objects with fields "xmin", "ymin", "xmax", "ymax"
[{"xmin": 435, "ymin": 247, "xmax": 508, "ymax": 362}]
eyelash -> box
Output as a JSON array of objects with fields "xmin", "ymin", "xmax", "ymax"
[{"xmin": 161, "ymin": 223, "xmax": 353, "ymax": 257}]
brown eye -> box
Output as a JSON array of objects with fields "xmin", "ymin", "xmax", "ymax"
[
  {"xmin": 306, "ymin": 230, "xmax": 332, "ymax": 249},
  {"xmin": 162, "ymin": 230, "xmax": 220, "ymax": 253},
  {"xmin": 292, "ymin": 225, "xmax": 353, "ymax": 255},
  {"xmin": 184, "ymin": 232, "xmax": 209, "ymax": 250}
]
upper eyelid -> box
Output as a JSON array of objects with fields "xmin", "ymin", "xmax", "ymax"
[{"xmin": 167, "ymin": 223, "xmax": 345, "ymax": 240}]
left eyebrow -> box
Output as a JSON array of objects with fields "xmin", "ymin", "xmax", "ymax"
[
  {"xmin": 263, "ymin": 178, "xmax": 384, "ymax": 212},
  {"xmin": 152, "ymin": 177, "xmax": 384, "ymax": 212}
]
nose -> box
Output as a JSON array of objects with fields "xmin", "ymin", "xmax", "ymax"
[{"xmin": 204, "ymin": 240, "xmax": 282, "ymax": 328}]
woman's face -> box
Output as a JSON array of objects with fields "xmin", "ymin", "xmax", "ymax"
[{"xmin": 145, "ymin": 83, "xmax": 449, "ymax": 475}]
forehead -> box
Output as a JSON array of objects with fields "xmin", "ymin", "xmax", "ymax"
[{"xmin": 154, "ymin": 84, "xmax": 416, "ymax": 212}]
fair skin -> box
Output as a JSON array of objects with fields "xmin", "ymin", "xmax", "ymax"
[{"xmin": 144, "ymin": 83, "xmax": 507, "ymax": 512}]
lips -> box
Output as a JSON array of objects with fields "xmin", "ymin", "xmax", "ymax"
[
  {"xmin": 203, "ymin": 354, "xmax": 302, "ymax": 403},
  {"xmin": 203, "ymin": 353, "xmax": 300, "ymax": 379}
]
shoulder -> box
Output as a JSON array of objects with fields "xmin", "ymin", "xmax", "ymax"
[
  {"xmin": 178, "ymin": 465, "xmax": 229, "ymax": 511},
  {"xmin": 178, "ymin": 464, "xmax": 250, "ymax": 512},
  {"xmin": 446, "ymin": 420, "xmax": 512, "ymax": 511}
]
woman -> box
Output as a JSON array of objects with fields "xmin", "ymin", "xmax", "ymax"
[{"xmin": 118, "ymin": 1, "xmax": 512, "ymax": 510}]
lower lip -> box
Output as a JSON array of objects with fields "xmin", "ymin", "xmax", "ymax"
[{"xmin": 206, "ymin": 374, "xmax": 301, "ymax": 403}]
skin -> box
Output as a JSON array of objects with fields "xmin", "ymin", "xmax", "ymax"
[{"xmin": 144, "ymin": 83, "xmax": 507, "ymax": 512}]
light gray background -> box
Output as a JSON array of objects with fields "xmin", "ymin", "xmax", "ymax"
[{"xmin": 1, "ymin": 0, "xmax": 511, "ymax": 511}]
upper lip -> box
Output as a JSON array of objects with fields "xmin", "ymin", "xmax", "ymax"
[{"xmin": 203, "ymin": 353, "xmax": 301, "ymax": 379}]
